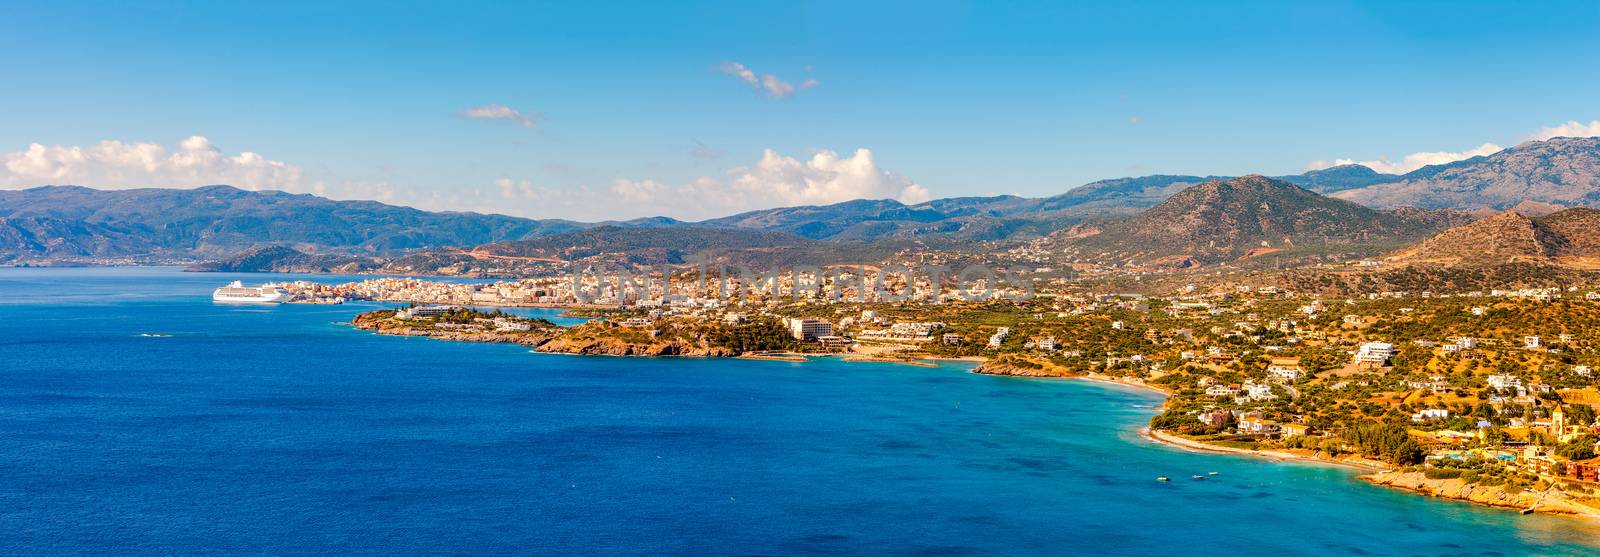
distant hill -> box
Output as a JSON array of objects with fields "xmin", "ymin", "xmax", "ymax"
[
  {"xmin": 1334, "ymin": 137, "xmax": 1600, "ymax": 210},
  {"xmin": 1277, "ymin": 164, "xmax": 1400, "ymax": 193},
  {"xmin": 369, "ymin": 225, "xmax": 907, "ymax": 276},
  {"xmin": 473, "ymin": 225, "xmax": 817, "ymax": 264},
  {"xmin": 1058, "ymin": 175, "xmax": 1459, "ymax": 267},
  {"xmin": 186, "ymin": 245, "xmax": 381, "ymax": 273},
  {"xmin": 1387, "ymin": 208, "xmax": 1600, "ymax": 267},
  {"xmin": 0, "ymin": 185, "xmax": 586, "ymax": 263},
  {"xmin": 12, "ymin": 142, "xmax": 1600, "ymax": 271}
]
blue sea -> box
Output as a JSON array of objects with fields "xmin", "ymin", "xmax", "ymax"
[{"xmin": 1, "ymin": 267, "xmax": 1596, "ymax": 556}]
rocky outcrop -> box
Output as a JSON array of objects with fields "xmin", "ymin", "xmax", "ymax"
[
  {"xmin": 1361, "ymin": 470, "xmax": 1600, "ymax": 519},
  {"xmin": 350, "ymin": 312, "xmax": 557, "ymax": 347},
  {"xmin": 972, "ymin": 356, "xmax": 1088, "ymax": 379},
  {"xmin": 973, "ymin": 357, "xmax": 1075, "ymax": 377},
  {"xmin": 534, "ymin": 336, "xmax": 736, "ymax": 357},
  {"xmin": 350, "ymin": 310, "xmax": 767, "ymax": 358}
]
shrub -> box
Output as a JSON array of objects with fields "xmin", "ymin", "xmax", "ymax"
[{"xmin": 1424, "ymin": 468, "xmax": 1463, "ymax": 480}]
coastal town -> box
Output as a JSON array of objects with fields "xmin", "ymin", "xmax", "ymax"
[{"xmin": 272, "ymin": 269, "xmax": 1600, "ymax": 519}]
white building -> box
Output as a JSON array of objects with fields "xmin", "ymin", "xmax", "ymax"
[
  {"xmin": 1206, "ymin": 385, "xmax": 1240, "ymax": 397},
  {"xmin": 1238, "ymin": 381, "xmax": 1277, "ymax": 402},
  {"xmin": 1486, "ymin": 374, "xmax": 1524, "ymax": 390},
  {"xmin": 786, "ymin": 318, "xmax": 834, "ymax": 341},
  {"xmin": 987, "ymin": 327, "xmax": 1010, "ymax": 349},
  {"xmin": 1412, "ymin": 408, "xmax": 1451, "ymax": 422},
  {"xmin": 1267, "ymin": 364, "xmax": 1304, "ymax": 382},
  {"xmin": 1354, "ymin": 341, "xmax": 1394, "ymax": 365}
]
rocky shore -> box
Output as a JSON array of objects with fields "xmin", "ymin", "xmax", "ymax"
[
  {"xmin": 532, "ymin": 336, "xmax": 736, "ymax": 357},
  {"xmin": 976, "ymin": 356, "xmax": 1600, "ymax": 522},
  {"xmin": 350, "ymin": 312, "xmax": 557, "ymax": 347},
  {"xmin": 972, "ymin": 357, "xmax": 1074, "ymax": 378},
  {"xmin": 1361, "ymin": 470, "xmax": 1600, "ymax": 519},
  {"xmin": 973, "ymin": 358, "xmax": 1170, "ymax": 394},
  {"xmin": 351, "ymin": 309, "xmax": 745, "ymax": 357}
]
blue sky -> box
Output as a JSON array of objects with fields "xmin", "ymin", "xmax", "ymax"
[{"xmin": 4, "ymin": 1, "xmax": 1600, "ymax": 220}]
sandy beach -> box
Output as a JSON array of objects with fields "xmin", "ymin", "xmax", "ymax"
[{"xmin": 1141, "ymin": 428, "xmax": 1384, "ymax": 472}]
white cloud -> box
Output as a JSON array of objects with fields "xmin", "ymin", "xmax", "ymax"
[
  {"xmin": 1, "ymin": 135, "xmax": 303, "ymax": 190},
  {"xmin": 717, "ymin": 62, "xmax": 817, "ymax": 99},
  {"xmin": 1305, "ymin": 142, "xmax": 1502, "ymax": 175},
  {"xmin": 487, "ymin": 148, "xmax": 929, "ymax": 221},
  {"xmin": 610, "ymin": 178, "xmax": 663, "ymax": 203},
  {"xmin": 727, "ymin": 148, "xmax": 928, "ymax": 206},
  {"xmin": 584, "ymin": 148, "xmax": 929, "ymax": 220},
  {"xmin": 0, "ymin": 136, "xmax": 925, "ymax": 223},
  {"xmin": 1528, "ymin": 119, "xmax": 1600, "ymax": 141},
  {"xmin": 461, "ymin": 104, "xmax": 540, "ymax": 128}
]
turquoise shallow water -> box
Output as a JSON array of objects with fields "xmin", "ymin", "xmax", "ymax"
[{"xmin": 1, "ymin": 267, "xmax": 1598, "ymax": 556}]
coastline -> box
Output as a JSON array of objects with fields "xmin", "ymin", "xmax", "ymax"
[
  {"xmin": 1114, "ymin": 384, "xmax": 1600, "ymax": 521},
  {"xmin": 346, "ymin": 309, "xmax": 1600, "ymax": 522}
]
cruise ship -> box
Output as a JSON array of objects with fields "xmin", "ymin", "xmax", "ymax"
[{"xmin": 212, "ymin": 280, "xmax": 289, "ymax": 303}]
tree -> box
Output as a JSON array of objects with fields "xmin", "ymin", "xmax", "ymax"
[
  {"xmin": 1343, "ymin": 423, "xmax": 1425, "ymax": 465},
  {"xmin": 1482, "ymin": 426, "xmax": 1507, "ymax": 446},
  {"xmin": 1556, "ymin": 435, "xmax": 1599, "ymax": 461},
  {"xmin": 1568, "ymin": 404, "xmax": 1597, "ymax": 427},
  {"xmin": 1150, "ymin": 409, "xmax": 1200, "ymax": 431}
]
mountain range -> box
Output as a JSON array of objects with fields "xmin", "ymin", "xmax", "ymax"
[
  {"xmin": 0, "ymin": 185, "xmax": 588, "ymax": 263},
  {"xmin": 1334, "ymin": 136, "xmax": 1600, "ymax": 210},
  {"xmin": 5, "ymin": 136, "xmax": 1600, "ymax": 271}
]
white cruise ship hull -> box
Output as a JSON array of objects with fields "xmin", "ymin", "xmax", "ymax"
[
  {"xmin": 212, "ymin": 281, "xmax": 289, "ymax": 303},
  {"xmin": 212, "ymin": 291, "xmax": 289, "ymax": 303}
]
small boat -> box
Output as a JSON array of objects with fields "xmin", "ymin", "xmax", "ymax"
[
  {"xmin": 1208, "ymin": 472, "xmax": 1218, "ymax": 475},
  {"xmin": 1156, "ymin": 476, "xmax": 1170, "ymax": 482},
  {"xmin": 138, "ymin": 333, "xmax": 172, "ymax": 338},
  {"xmin": 1191, "ymin": 475, "xmax": 1206, "ymax": 480}
]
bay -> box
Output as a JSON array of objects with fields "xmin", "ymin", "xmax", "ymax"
[{"xmin": 1, "ymin": 267, "xmax": 1595, "ymax": 555}]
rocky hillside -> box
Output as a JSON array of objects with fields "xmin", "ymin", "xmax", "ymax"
[
  {"xmin": 1334, "ymin": 136, "xmax": 1600, "ymax": 210},
  {"xmin": 1389, "ymin": 208, "xmax": 1600, "ymax": 266},
  {"xmin": 1060, "ymin": 175, "xmax": 1458, "ymax": 267}
]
